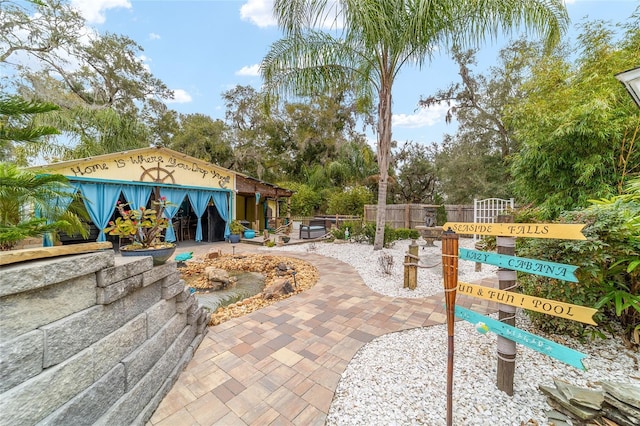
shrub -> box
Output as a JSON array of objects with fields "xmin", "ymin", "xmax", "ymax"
[
  {"xmin": 394, "ymin": 227, "xmax": 420, "ymax": 241},
  {"xmin": 436, "ymin": 204, "xmax": 447, "ymax": 226},
  {"xmin": 332, "ymin": 220, "xmax": 367, "ymax": 242},
  {"xmin": 378, "ymin": 253, "xmax": 394, "ymax": 275},
  {"xmin": 326, "ymin": 185, "xmax": 373, "ymax": 216},
  {"xmin": 283, "ymin": 182, "xmax": 323, "ymax": 216},
  {"xmin": 517, "ymin": 200, "xmax": 639, "ymax": 343},
  {"xmin": 361, "ymin": 223, "xmax": 405, "ymax": 247}
]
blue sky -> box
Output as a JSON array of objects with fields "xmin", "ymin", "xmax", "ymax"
[{"xmin": 73, "ymin": 0, "xmax": 638, "ymax": 146}]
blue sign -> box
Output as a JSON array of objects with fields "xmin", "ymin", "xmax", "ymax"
[
  {"xmin": 455, "ymin": 306, "xmax": 587, "ymax": 370},
  {"xmin": 458, "ymin": 248, "xmax": 579, "ymax": 282}
]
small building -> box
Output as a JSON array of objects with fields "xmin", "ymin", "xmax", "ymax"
[{"xmin": 32, "ymin": 147, "xmax": 292, "ymax": 244}]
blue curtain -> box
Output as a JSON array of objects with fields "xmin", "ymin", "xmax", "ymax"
[
  {"xmin": 39, "ymin": 182, "xmax": 80, "ymax": 247},
  {"xmin": 212, "ymin": 191, "xmax": 230, "ymax": 237},
  {"xmin": 158, "ymin": 188, "xmax": 187, "ymax": 242},
  {"xmin": 122, "ymin": 185, "xmax": 151, "ymax": 211},
  {"xmin": 77, "ymin": 183, "xmax": 122, "ymax": 242},
  {"xmin": 188, "ymin": 191, "xmax": 212, "ymax": 242}
]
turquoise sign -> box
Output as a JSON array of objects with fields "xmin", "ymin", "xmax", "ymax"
[
  {"xmin": 458, "ymin": 248, "xmax": 579, "ymax": 282},
  {"xmin": 455, "ymin": 306, "xmax": 587, "ymax": 370}
]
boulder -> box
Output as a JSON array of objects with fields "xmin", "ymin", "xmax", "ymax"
[
  {"xmin": 262, "ymin": 278, "xmax": 294, "ymax": 300},
  {"xmin": 204, "ymin": 267, "xmax": 237, "ymax": 291},
  {"xmin": 207, "ymin": 249, "xmax": 222, "ymax": 259}
]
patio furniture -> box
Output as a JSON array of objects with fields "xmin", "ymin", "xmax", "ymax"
[{"xmin": 299, "ymin": 219, "xmax": 327, "ymax": 239}]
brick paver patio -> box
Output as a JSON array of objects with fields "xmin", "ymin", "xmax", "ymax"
[{"xmin": 147, "ymin": 243, "xmax": 497, "ymax": 425}]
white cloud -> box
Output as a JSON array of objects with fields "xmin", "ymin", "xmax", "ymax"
[
  {"xmin": 235, "ymin": 64, "xmax": 261, "ymax": 77},
  {"xmin": 166, "ymin": 89, "xmax": 192, "ymax": 104},
  {"xmin": 240, "ymin": 0, "xmax": 276, "ymax": 28},
  {"xmin": 240, "ymin": 0, "xmax": 343, "ymax": 29},
  {"xmin": 392, "ymin": 103, "xmax": 451, "ymax": 128},
  {"xmin": 70, "ymin": 0, "xmax": 131, "ymax": 24},
  {"xmin": 149, "ymin": 33, "xmax": 161, "ymax": 40}
]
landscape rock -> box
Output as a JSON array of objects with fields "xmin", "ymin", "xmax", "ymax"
[
  {"xmin": 262, "ymin": 278, "xmax": 294, "ymax": 300},
  {"xmin": 204, "ymin": 267, "xmax": 237, "ymax": 291}
]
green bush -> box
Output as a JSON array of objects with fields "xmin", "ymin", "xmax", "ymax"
[
  {"xmin": 517, "ymin": 200, "xmax": 639, "ymax": 342},
  {"xmin": 436, "ymin": 205, "xmax": 447, "ymax": 226},
  {"xmin": 283, "ymin": 182, "xmax": 323, "ymax": 216},
  {"xmin": 326, "ymin": 185, "xmax": 373, "ymax": 216},
  {"xmin": 394, "ymin": 227, "xmax": 420, "ymax": 240},
  {"xmin": 360, "ymin": 223, "xmax": 420, "ymax": 247},
  {"xmin": 332, "ymin": 220, "xmax": 366, "ymax": 241}
]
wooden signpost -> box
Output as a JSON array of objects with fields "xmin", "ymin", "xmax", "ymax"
[
  {"xmin": 455, "ymin": 306, "xmax": 587, "ymax": 370},
  {"xmin": 457, "ymin": 281, "xmax": 598, "ymax": 325},
  {"xmin": 442, "ymin": 222, "xmax": 586, "ymax": 240},
  {"xmin": 441, "ymin": 219, "xmax": 590, "ymax": 407},
  {"xmin": 459, "ymin": 248, "xmax": 579, "ymax": 282}
]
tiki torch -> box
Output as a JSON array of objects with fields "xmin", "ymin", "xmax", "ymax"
[{"xmin": 441, "ymin": 228, "xmax": 459, "ymax": 426}]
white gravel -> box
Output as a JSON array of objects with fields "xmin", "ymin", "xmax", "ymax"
[{"xmin": 267, "ymin": 238, "xmax": 640, "ymax": 426}]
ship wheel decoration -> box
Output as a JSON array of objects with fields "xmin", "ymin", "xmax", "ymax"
[{"xmin": 139, "ymin": 163, "xmax": 176, "ymax": 184}]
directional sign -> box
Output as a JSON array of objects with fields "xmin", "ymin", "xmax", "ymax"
[
  {"xmin": 458, "ymin": 248, "xmax": 579, "ymax": 282},
  {"xmin": 457, "ymin": 281, "xmax": 597, "ymax": 325},
  {"xmin": 455, "ymin": 306, "xmax": 587, "ymax": 370},
  {"xmin": 442, "ymin": 222, "xmax": 586, "ymax": 240}
]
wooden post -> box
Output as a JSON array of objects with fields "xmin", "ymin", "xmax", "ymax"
[
  {"xmin": 404, "ymin": 204, "xmax": 410, "ymax": 228},
  {"xmin": 441, "ymin": 229, "xmax": 459, "ymax": 426},
  {"xmin": 403, "ymin": 239, "xmax": 419, "ymax": 289},
  {"xmin": 403, "ymin": 252, "xmax": 409, "ymax": 288},
  {"xmin": 408, "ymin": 239, "xmax": 418, "ymax": 290},
  {"xmin": 496, "ymin": 214, "xmax": 517, "ymax": 396}
]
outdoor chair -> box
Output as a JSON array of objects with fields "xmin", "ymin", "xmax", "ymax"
[{"xmin": 299, "ymin": 219, "xmax": 327, "ymax": 239}]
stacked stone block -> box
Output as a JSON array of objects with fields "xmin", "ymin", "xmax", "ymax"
[{"xmin": 0, "ymin": 250, "xmax": 210, "ymax": 426}]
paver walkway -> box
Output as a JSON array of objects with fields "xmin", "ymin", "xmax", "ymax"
[{"xmin": 148, "ymin": 243, "xmax": 497, "ymax": 425}]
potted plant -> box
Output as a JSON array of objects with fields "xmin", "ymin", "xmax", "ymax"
[
  {"xmin": 228, "ymin": 220, "xmax": 244, "ymax": 243},
  {"xmin": 103, "ymin": 197, "xmax": 176, "ymax": 265}
]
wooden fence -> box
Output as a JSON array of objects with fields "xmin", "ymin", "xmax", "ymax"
[{"xmin": 363, "ymin": 204, "xmax": 474, "ymax": 229}]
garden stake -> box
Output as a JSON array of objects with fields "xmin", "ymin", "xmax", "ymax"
[{"xmin": 441, "ymin": 228, "xmax": 459, "ymax": 426}]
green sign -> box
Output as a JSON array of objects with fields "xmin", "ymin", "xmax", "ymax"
[
  {"xmin": 458, "ymin": 248, "xmax": 579, "ymax": 282},
  {"xmin": 455, "ymin": 306, "xmax": 587, "ymax": 370}
]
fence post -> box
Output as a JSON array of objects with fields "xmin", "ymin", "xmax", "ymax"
[
  {"xmin": 496, "ymin": 214, "xmax": 517, "ymax": 396},
  {"xmin": 404, "ymin": 204, "xmax": 410, "ymax": 228}
]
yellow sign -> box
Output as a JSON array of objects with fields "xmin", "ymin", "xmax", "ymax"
[
  {"xmin": 457, "ymin": 282, "xmax": 597, "ymax": 325},
  {"xmin": 32, "ymin": 147, "xmax": 234, "ymax": 190},
  {"xmin": 442, "ymin": 222, "xmax": 586, "ymax": 240}
]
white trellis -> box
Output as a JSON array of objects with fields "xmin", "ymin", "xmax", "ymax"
[{"xmin": 473, "ymin": 198, "xmax": 515, "ymax": 241}]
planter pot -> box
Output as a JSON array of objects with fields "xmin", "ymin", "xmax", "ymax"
[
  {"xmin": 120, "ymin": 244, "xmax": 176, "ymax": 266},
  {"xmin": 228, "ymin": 234, "xmax": 241, "ymax": 244},
  {"xmin": 244, "ymin": 229, "xmax": 256, "ymax": 239}
]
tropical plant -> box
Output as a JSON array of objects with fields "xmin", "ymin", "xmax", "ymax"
[
  {"xmin": 0, "ymin": 163, "xmax": 87, "ymax": 250},
  {"xmin": 517, "ymin": 198, "xmax": 639, "ymax": 345},
  {"xmin": 326, "ymin": 185, "xmax": 373, "ymax": 216},
  {"xmin": 262, "ymin": 0, "xmax": 569, "ymax": 249},
  {"xmin": 508, "ymin": 17, "xmax": 640, "ymax": 218},
  {"xmin": 0, "ymin": 94, "xmax": 60, "ymax": 164},
  {"xmin": 103, "ymin": 197, "xmax": 174, "ymax": 249},
  {"xmin": 229, "ymin": 220, "xmax": 245, "ymax": 235}
]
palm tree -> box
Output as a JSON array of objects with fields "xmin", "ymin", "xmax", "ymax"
[
  {"xmin": 0, "ymin": 94, "xmax": 60, "ymax": 163},
  {"xmin": 0, "ymin": 163, "xmax": 88, "ymax": 250},
  {"xmin": 262, "ymin": 0, "xmax": 568, "ymax": 249},
  {"xmin": 0, "ymin": 94, "xmax": 88, "ymax": 250}
]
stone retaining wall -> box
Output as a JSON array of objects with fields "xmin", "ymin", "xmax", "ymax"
[{"xmin": 0, "ymin": 250, "xmax": 210, "ymax": 426}]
